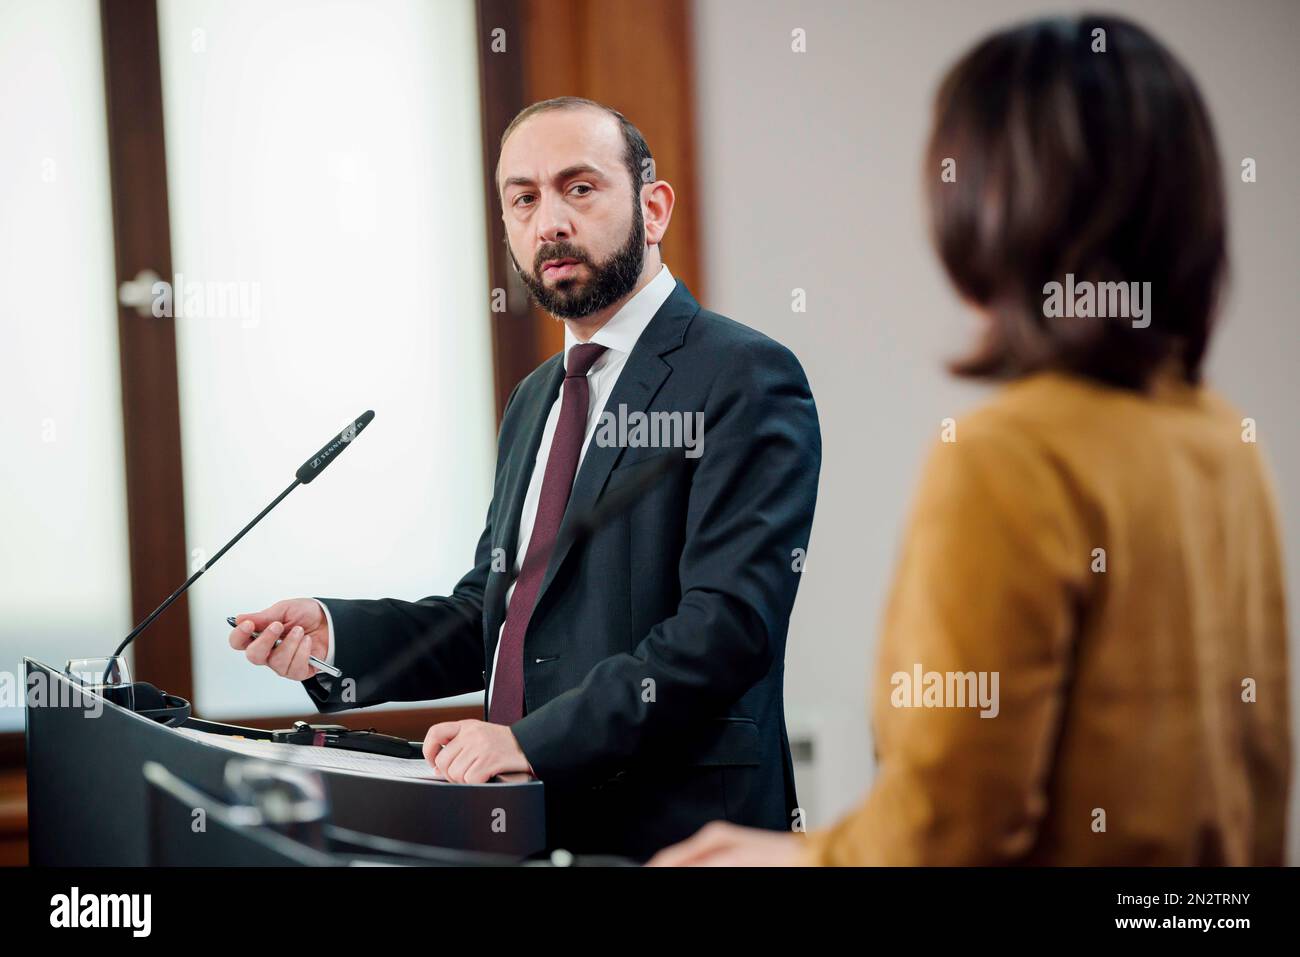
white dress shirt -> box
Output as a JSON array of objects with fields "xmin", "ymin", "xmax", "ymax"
[{"xmin": 318, "ymin": 264, "xmax": 677, "ymax": 714}]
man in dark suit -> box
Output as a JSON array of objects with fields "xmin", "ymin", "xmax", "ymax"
[{"xmin": 229, "ymin": 96, "xmax": 820, "ymax": 860}]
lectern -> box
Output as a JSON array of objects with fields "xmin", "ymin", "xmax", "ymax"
[{"xmin": 23, "ymin": 658, "xmax": 546, "ymax": 865}]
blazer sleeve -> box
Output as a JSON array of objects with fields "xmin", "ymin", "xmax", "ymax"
[
  {"xmin": 800, "ymin": 424, "xmax": 1087, "ymax": 865},
  {"xmin": 511, "ymin": 335, "xmax": 821, "ymax": 785}
]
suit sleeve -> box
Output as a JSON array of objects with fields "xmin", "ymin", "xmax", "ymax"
[
  {"xmin": 301, "ymin": 381, "xmax": 527, "ymax": 713},
  {"xmin": 511, "ymin": 335, "xmax": 821, "ymax": 785},
  {"xmin": 800, "ymin": 426, "xmax": 1086, "ymax": 864}
]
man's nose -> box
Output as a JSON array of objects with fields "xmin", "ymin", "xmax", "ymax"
[{"xmin": 535, "ymin": 192, "xmax": 573, "ymax": 244}]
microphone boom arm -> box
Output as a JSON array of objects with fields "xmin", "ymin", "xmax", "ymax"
[{"xmin": 111, "ymin": 478, "xmax": 301, "ymax": 661}]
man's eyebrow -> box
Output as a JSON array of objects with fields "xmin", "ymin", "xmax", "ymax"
[{"xmin": 501, "ymin": 164, "xmax": 606, "ymax": 193}]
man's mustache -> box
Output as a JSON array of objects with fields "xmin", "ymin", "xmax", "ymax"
[{"xmin": 534, "ymin": 247, "xmax": 591, "ymax": 274}]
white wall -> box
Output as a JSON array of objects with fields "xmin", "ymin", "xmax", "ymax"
[{"xmin": 692, "ymin": 0, "xmax": 1300, "ymax": 860}]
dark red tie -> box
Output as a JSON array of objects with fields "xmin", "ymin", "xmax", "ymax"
[{"xmin": 489, "ymin": 342, "xmax": 608, "ymax": 725}]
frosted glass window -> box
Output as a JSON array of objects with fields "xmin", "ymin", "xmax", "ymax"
[
  {"xmin": 156, "ymin": 0, "xmax": 496, "ymax": 717},
  {"xmin": 0, "ymin": 0, "xmax": 132, "ymax": 731}
]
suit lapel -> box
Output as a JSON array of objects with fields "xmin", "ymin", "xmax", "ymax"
[{"xmin": 532, "ymin": 280, "xmax": 700, "ymax": 613}]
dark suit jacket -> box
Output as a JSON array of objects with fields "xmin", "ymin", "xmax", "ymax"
[{"xmin": 303, "ymin": 279, "xmax": 821, "ymax": 860}]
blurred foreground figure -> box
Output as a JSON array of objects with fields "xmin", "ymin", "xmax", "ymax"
[{"xmin": 653, "ymin": 14, "xmax": 1289, "ymax": 867}]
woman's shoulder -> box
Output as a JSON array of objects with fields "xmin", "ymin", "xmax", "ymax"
[
  {"xmin": 919, "ymin": 369, "xmax": 1266, "ymax": 510},
  {"xmin": 957, "ymin": 369, "xmax": 1244, "ymax": 439}
]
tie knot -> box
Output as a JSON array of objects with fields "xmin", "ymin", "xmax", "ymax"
[{"xmin": 566, "ymin": 343, "xmax": 608, "ymax": 378}]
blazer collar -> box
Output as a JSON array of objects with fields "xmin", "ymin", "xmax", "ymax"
[{"xmin": 535, "ymin": 279, "xmax": 700, "ymax": 611}]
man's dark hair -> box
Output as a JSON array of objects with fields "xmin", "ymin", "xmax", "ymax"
[
  {"xmin": 926, "ymin": 14, "xmax": 1227, "ymax": 388},
  {"xmin": 499, "ymin": 96, "xmax": 655, "ymax": 201}
]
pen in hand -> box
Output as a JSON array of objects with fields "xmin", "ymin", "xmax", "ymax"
[{"xmin": 226, "ymin": 616, "xmax": 342, "ymax": 678}]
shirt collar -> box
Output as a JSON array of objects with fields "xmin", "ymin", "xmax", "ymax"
[{"xmin": 563, "ymin": 264, "xmax": 676, "ymax": 365}]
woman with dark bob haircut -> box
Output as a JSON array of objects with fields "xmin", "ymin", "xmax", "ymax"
[{"xmin": 653, "ymin": 14, "xmax": 1289, "ymax": 866}]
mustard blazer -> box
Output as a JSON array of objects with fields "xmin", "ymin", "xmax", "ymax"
[{"xmin": 802, "ymin": 371, "xmax": 1290, "ymax": 865}]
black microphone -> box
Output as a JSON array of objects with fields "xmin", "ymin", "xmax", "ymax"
[
  {"xmin": 108, "ymin": 411, "xmax": 376, "ymax": 672},
  {"xmin": 296, "ymin": 409, "xmax": 375, "ymax": 484}
]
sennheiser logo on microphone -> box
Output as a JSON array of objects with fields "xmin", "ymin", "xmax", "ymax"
[
  {"xmin": 313, "ymin": 433, "xmax": 350, "ymax": 470},
  {"xmin": 295, "ymin": 410, "xmax": 373, "ymax": 484}
]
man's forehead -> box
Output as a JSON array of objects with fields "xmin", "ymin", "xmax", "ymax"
[{"xmin": 498, "ymin": 108, "xmax": 623, "ymax": 187}]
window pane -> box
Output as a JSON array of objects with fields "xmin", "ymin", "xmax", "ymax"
[
  {"xmin": 0, "ymin": 0, "xmax": 132, "ymax": 731},
  {"xmin": 157, "ymin": 0, "xmax": 495, "ymax": 717}
]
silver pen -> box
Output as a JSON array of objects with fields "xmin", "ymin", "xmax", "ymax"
[{"xmin": 226, "ymin": 616, "xmax": 342, "ymax": 678}]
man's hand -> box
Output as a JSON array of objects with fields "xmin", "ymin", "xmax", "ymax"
[
  {"xmin": 228, "ymin": 598, "xmax": 329, "ymax": 681},
  {"xmin": 646, "ymin": 821, "xmax": 808, "ymax": 867},
  {"xmin": 423, "ymin": 720, "xmax": 535, "ymax": 784}
]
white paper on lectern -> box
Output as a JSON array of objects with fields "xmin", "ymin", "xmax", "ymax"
[{"xmin": 174, "ymin": 726, "xmax": 446, "ymax": 782}]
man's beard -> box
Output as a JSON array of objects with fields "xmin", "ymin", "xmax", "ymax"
[{"xmin": 511, "ymin": 203, "xmax": 645, "ymax": 320}]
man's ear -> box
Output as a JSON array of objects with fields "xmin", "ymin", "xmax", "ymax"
[{"xmin": 642, "ymin": 180, "xmax": 675, "ymax": 246}]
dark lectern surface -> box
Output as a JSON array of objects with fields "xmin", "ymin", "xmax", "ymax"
[{"xmin": 23, "ymin": 658, "xmax": 546, "ymax": 866}]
